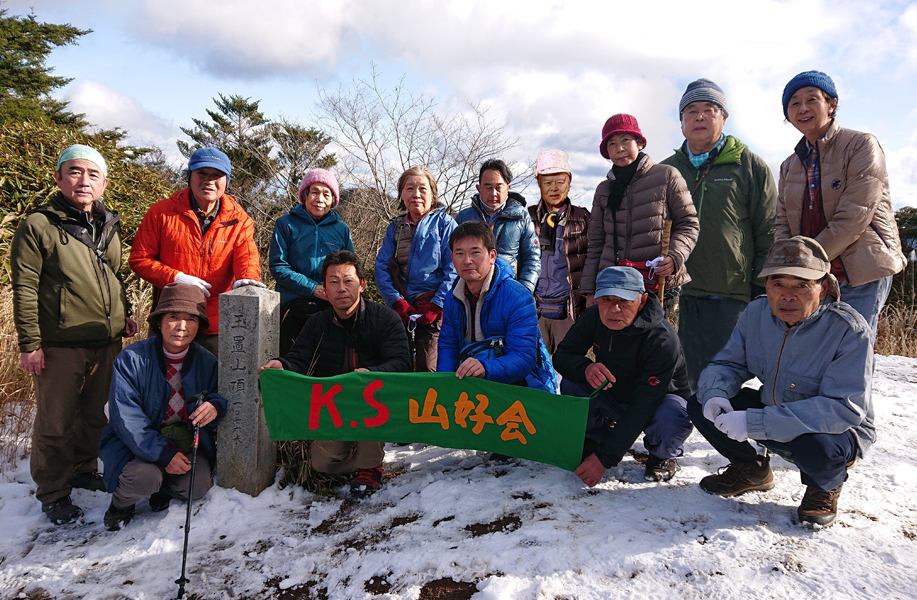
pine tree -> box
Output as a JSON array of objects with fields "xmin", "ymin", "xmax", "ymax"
[
  {"xmin": 177, "ymin": 93, "xmax": 275, "ymax": 210},
  {"xmin": 0, "ymin": 8, "xmax": 89, "ymax": 127}
]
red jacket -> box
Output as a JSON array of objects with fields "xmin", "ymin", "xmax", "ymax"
[{"xmin": 130, "ymin": 188, "xmax": 260, "ymax": 335}]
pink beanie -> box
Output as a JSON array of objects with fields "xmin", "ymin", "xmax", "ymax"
[{"xmin": 298, "ymin": 169, "xmax": 340, "ymax": 208}]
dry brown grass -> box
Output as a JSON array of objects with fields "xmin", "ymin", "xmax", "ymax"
[
  {"xmin": 0, "ymin": 276, "xmax": 155, "ymax": 474},
  {"xmin": 875, "ymin": 301, "xmax": 917, "ymax": 358},
  {"xmin": 0, "ymin": 287, "xmax": 37, "ymax": 469}
]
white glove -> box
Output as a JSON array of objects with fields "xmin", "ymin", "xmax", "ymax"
[
  {"xmin": 646, "ymin": 256, "xmax": 665, "ymax": 269},
  {"xmin": 714, "ymin": 410, "xmax": 748, "ymax": 442},
  {"xmin": 175, "ymin": 272, "xmax": 212, "ymax": 297},
  {"xmin": 703, "ymin": 396, "xmax": 734, "ymax": 422},
  {"xmin": 233, "ymin": 279, "xmax": 266, "ymax": 289}
]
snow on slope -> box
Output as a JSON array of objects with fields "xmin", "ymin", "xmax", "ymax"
[{"xmin": 1, "ymin": 356, "xmax": 916, "ymax": 600}]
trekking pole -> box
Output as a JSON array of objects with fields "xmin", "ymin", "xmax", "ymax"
[
  {"xmin": 175, "ymin": 392, "xmax": 205, "ymax": 599},
  {"xmin": 407, "ymin": 318, "xmax": 418, "ymax": 371},
  {"xmin": 657, "ymin": 221, "xmax": 672, "ymax": 304}
]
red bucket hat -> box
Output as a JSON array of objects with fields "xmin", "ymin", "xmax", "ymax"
[{"xmin": 599, "ymin": 114, "xmax": 646, "ymax": 159}]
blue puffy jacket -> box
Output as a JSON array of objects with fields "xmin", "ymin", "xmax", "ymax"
[
  {"xmin": 269, "ymin": 205, "xmax": 354, "ymax": 307},
  {"xmin": 375, "ymin": 208, "xmax": 458, "ymax": 308},
  {"xmin": 455, "ymin": 192, "xmax": 540, "ymax": 292},
  {"xmin": 437, "ymin": 258, "xmax": 556, "ymax": 392},
  {"xmin": 99, "ymin": 336, "xmax": 227, "ymax": 493}
]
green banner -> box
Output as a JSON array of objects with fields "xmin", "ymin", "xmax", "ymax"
[{"xmin": 259, "ymin": 370, "xmax": 588, "ymax": 471}]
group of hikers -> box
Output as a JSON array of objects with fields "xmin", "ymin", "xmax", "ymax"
[{"xmin": 12, "ymin": 71, "xmax": 904, "ymax": 533}]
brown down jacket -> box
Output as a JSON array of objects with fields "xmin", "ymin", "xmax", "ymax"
[
  {"xmin": 581, "ymin": 154, "xmax": 699, "ymax": 294},
  {"xmin": 776, "ymin": 120, "xmax": 905, "ymax": 286}
]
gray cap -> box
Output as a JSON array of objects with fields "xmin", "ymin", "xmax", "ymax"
[
  {"xmin": 595, "ymin": 266, "xmax": 646, "ymax": 301},
  {"xmin": 758, "ymin": 236, "xmax": 830, "ymax": 280}
]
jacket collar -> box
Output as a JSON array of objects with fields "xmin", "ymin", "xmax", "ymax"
[{"xmin": 794, "ymin": 119, "xmax": 840, "ymax": 163}]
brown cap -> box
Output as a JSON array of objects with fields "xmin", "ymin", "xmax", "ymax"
[
  {"xmin": 148, "ymin": 282, "xmax": 210, "ymax": 330},
  {"xmin": 759, "ymin": 236, "xmax": 830, "ymax": 280}
]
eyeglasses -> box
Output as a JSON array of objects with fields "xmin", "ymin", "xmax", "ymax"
[{"xmin": 682, "ymin": 106, "xmax": 721, "ymax": 120}]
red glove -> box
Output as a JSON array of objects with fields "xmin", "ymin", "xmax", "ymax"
[
  {"xmin": 392, "ymin": 299, "xmax": 413, "ymax": 324},
  {"xmin": 415, "ymin": 303, "xmax": 442, "ymax": 326}
]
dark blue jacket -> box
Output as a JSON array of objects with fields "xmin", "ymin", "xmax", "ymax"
[
  {"xmin": 455, "ymin": 192, "xmax": 540, "ymax": 292},
  {"xmin": 374, "ymin": 208, "xmax": 458, "ymax": 308},
  {"xmin": 437, "ymin": 258, "xmax": 555, "ymax": 392},
  {"xmin": 99, "ymin": 336, "xmax": 227, "ymax": 493},
  {"xmin": 269, "ymin": 205, "xmax": 354, "ymax": 307}
]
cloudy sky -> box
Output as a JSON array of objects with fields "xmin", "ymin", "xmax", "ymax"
[{"xmin": 9, "ymin": 0, "xmax": 917, "ymax": 207}]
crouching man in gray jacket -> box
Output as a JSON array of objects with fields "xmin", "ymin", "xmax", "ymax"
[{"xmin": 689, "ymin": 236, "xmax": 874, "ymax": 528}]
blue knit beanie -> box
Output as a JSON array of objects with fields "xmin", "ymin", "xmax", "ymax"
[
  {"xmin": 679, "ymin": 78, "xmax": 728, "ymax": 117},
  {"xmin": 187, "ymin": 147, "xmax": 232, "ymax": 185},
  {"xmin": 782, "ymin": 71, "xmax": 837, "ymax": 118}
]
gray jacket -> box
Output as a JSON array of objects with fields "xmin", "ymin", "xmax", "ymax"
[{"xmin": 697, "ymin": 297, "xmax": 875, "ymax": 456}]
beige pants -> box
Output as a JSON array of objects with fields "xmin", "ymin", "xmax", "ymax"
[
  {"xmin": 310, "ymin": 441, "xmax": 385, "ymax": 474},
  {"xmin": 112, "ymin": 457, "xmax": 214, "ymax": 509},
  {"xmin": 31, "ymin": 342, "xmax": 121, "ymax": 504},
  {"xmin": 538, "ymin": 314, "xmax": 574, "ymax": 355}
]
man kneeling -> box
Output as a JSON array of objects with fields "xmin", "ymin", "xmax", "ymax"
[
  {"xmin": 100, "ymin": 283, "xmax": 226, "ymax": 530},
  {"xmin": 690, "ymin": 236, "xmax": 875, "ymax": 527},
  {"xmin": 555, "ymin": 266, "xmax": 693, "ymax": 485},
  {"xmin": 260, "ymin": 251, "xmax": 411, "ymax": 497}
]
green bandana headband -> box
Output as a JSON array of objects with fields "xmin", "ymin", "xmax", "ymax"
[{"xmin": 57, "ymin": 144, "xmax": 108, "ymax": 177}]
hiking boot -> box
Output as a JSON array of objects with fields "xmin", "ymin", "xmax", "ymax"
[
  {"xmin": 699, "ymin": 455, "xmax": 775, "ymax": 497},
  {"xmin": 487, "ymin": 452, "xmax": 517, "ymax": 465},
  {"xmin": 797, "ymin": 484, "xmax": 842, "ymax": 527},
  {"xmin": 104, "ymin": 502, "xmax": 135, "ymax": 531},
  {"xmin": 350, "ymin": 466, "xmax": 383, "ymax": 498},
  {"xmin": 148, "ymin": 491, "xmax": 171, "ymax": 513},
  {"xmin": 67, "ymin": 471, "xmax": 106, "ymax": 492},
  {"xmin": 644, "ymin": 455, "xmax": 677, "ymax": 482},
  {"xmin": 42, "ymin": 496, "xmax": 83, "ymax": 525}
]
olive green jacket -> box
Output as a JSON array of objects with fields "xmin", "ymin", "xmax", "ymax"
[
  {"xmin": 661, "ymin": 136, "xmax": 777, "ymax": 302},
  {"xmin": 11, "ymin": 193, "xmax": 129, "ymax": 351}
]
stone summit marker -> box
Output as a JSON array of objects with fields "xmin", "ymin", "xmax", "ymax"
[{"xmin": 216, "ymin": 286, "xmax": 279, "ymax": 496}]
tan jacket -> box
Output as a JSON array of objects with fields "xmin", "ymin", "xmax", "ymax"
[
  {"xmin": 582, "ymin": 155, "xmax": 699, "ymax": 294},
  {"xmin": 777, "ymin": 121, "xmax": 905, "ymax": 286}
]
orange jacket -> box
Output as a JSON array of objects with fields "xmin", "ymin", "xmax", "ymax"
[{"xmin": 129, "ymin": 188, "xmax": 260, "ymax": 335}]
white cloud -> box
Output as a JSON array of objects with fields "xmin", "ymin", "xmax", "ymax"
[
  {"xmin": 64, "ymin": 80, "xmax": 183, "ymax": 162},
  {"xmin": 107, "ymin": 0, "xmax": 917, "ymax": 206}
]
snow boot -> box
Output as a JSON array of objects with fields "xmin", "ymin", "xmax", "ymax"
[
  {"xmin": 798, "ymin": 484, "xmax": 842, "ymax": 527},
  {"xmin": 104, "ymin": 502, "xmax": 135, "ymax": 531},
  {"xmin": 350, "ymin": 466, "xmax": 383, "ymax": 498},
  {"xmin": 67, "ymin": 471, "xmax": 106, "ymax": 492},
  {"xmin": 644, "ymin": 455, "xmax": 677, "ymax": 482},
  {"xmin": 42, "ymin": 496, "xmax": 83, "ymax": 525},
  {"xmin": 699, "ymin": 455, "xmax": 775, "ymax": 497},
  {"xmin": 149, "ymin": 491, "xmax": 171, "ymax": 512}
]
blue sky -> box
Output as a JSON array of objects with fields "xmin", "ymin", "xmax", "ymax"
[{"xmin": 9, "ymin": 0, "xmax": 917, "ymax": 207}]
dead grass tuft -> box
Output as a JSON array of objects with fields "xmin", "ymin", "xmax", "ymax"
[{"xmin": 875, "ymin": 301, "xmax": 917, "ymax": 358}]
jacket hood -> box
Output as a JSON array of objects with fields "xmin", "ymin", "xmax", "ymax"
[
  {"xmin": 290, "ymin": 203, "xmax": 342, "ymax": 226},
  {"xmin": 672, "ymin": 134, "xmax": 746, "ymax": 167},
  {"xmin": 470, "ymin": 191, "xmax": 528, "ymax": 214},
  {"xmin": 47, "ymin": 192, "xmax": 118, "ymax": 225},
  {"xmin": 388, "ymin": 206, "xmax": 448, "ymax": 225}
]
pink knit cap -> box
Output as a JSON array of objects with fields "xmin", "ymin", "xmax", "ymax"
[
  {"xmin": 535, "ymin": 149, "xmax": 571, "ymax": 176},
  {"xmin": 298, "ymin": 169, "xmax": 340, "ymax": 208},
  {"xmin": 599, "ymin": 114, "xmax": 646, "ymax": 159}
]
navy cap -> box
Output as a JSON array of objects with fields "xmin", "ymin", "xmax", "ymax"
[
  {"xmin": 595, "ymin": 266, "xmax": 646, "ymax": 301},
  {"xmin": 187, "ymin": 147, "xmax": 232, "ymax": 185}
]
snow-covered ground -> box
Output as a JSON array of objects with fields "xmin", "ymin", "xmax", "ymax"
[{"xmin": 2, "ymin": 355, "xmax": 916, "ymax": 600}]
